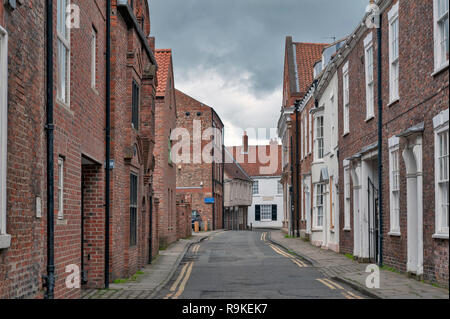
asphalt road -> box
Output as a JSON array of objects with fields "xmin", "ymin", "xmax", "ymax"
[{"xmin": 157, "ymin": 230, "xmax": 368, "ymax": 299}]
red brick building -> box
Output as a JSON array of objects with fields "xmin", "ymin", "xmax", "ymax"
[
  {"xmin": 277, "ymin": 37, "xmax": 327, "ymax": 235},
  {"xmin": 154, "ymin": 49, "xmax": 177, "ymax": 249},
  {"xmin": 0, "ymin": 0, "xmax": 159, "ymax": 298},
  {"xmin": 334, "ymin": 0, "xmax": 448, "ymax": 286},
  {"xmin": 174, "ymin": 89, "xmax": 224, "ymax": 231}
]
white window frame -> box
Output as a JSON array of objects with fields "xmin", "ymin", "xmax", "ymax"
[
  {"xmin": 314, "ymin": 183, "xmax": 325, "ymax": 229},
  {"xmin": 388, "ymin": 136, "xmax": 401, "ymax": 235},
  {"xmin": 57, "ymin": 157, "xmax": 65, "ymax": 220},
  {"xmin": 304, "ymin": 116, "xmax": 307, "ymax": 157},
  {"xmin": 252, "ymin": 180, "xmax": 259, "ymax": 195},
  {"xmin": 433, "ymin": 109, "xmax": 449, "ymax": 238},
  {"xmin": 343, "ymin": 161, "xmax": 351, "ymax": 231},
  {"xmin": 388, "ymin": 3, "xmax": 400, "ymax": 103},
  {"xmin": 308, "ymin": 113, "xmax": 312, "ymax": 154},
  {"xmin": 277, "ymin": 180, "xmax": 283, "ymax": 195},
  {"xmin": 57, "ymin": 0, "xmax": 71, "ymax": 106},
  {"xmin": 300, "ymin": 118, "xmax": 303, "ymax": 159},
  {"xmin": 433, "ymin": 0, "xmax": 449, "ymax": 73},
  {"xmin": 91, "ymin": 27, "xmax": 97, "ymax": 89},
  {"xmin": 260, "ymin": 205, "xmax": 272, "ymax": 222},
  {"xmin": 0, "ymin": 26, "xmax": 11, "ymax": 249},
  {"xmin": 364, "ymin": 33, "xmax": 374, "ymax": 120},
  {"xmin": 342, "ymin": 61, "xmax": 350, "ymax": 135},
  {"xmin": 315, "ymin": 115, "xmax": 324, "ymax": 160}
]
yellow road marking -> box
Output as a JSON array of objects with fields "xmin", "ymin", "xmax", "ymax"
[
  {"xmin": 269, "ymin": 244, "xmax": 307, "ymax": 268},
  {"xmin": 317, "ymin": 278, "xmax": 336, "ymax": 290},
  {"xmin": 346, "ymin": 290, "xmax": 364, "ymax": 299},
  {"xmin": 170, "ymin": 262, "xmax": 189, "ymax": 292},
  {"xmin": 163, "ymin": 292, "xmax": 173, "ymax": 299},
  {"xmin": 323, "ymin": 278, "xmax": 345, "ymax": 290},
  {"xmin": 172, "ymin": 262, "xmax": 194, "ymax": 299},
  {"xmin": 341, "ymin": 291, "xmax": 354, "ymax": 299}
]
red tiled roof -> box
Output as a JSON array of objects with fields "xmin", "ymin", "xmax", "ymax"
[
  {"xmin": 226, "ymin": 143, "xmax": 282, "ymax": 177},
  {"xmin": 155, "ymin": 49, "xmax": 172, "ymax": 97},
  {"xmin": 293, "ymin": 42, "xmax": 328, "ymax": 96}
]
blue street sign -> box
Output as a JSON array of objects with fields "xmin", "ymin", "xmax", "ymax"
[{"xmin": 204, "ymin": 197, "xmax": 215, "ymax": 204}]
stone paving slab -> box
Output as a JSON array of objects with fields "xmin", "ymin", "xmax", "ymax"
[
  {"xmin": 269, "ymin": 230, "xmax": 449, "ymax": 299},
  {"xmin": 82, "ymin": 230, "xmax": 221, "ymax": 299}
]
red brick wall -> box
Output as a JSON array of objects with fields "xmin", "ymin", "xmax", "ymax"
[
  {"xmin": 0, "ymin": 1, "xmax": 47, "ymax": 299},
  {"xmin": 337, "ymin": 0, "xmax": 448, "ymax": 286},
  {"xmin": 81, "ymin": 165, "xmax": 105, "ymax": 289},
  {"xmin": 176, "ymin": 195, "xmax": 192, "ymax": 239},
  {"xmin": 109, "ymin": 0, "xmax": 157, "ymax": 281},
  {"xmin": 154, "ymin": 62, "xmax": 177, "ymax": 249},
  {"xmin": 175, "ymin": 90, "xmax": 224, "ymax": 230}
]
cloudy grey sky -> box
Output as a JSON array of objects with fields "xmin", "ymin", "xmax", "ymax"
[{"xmin": 150, "ymin": 0, "xmax": 368, "ymax": 146}]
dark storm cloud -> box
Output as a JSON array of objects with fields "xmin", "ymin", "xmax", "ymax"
[{"xmin": 150, "ymin": 0, "xmax": 367, "ymax": 95}]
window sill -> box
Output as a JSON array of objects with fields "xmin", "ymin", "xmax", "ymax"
[
  {"xmin": 387, "ymin": 98, "xmax": 399, "ymax": 107},
  {"xmin": 388, "ymin": 231, "xmax": 401, "ymax": 237},
  {"xmin": 342, "ymin": 131, "xmax": 349, "ymax": 137},
  {"xmin": 56, "ymin": 99, "xmax": 74, "ymax": 116},
  {"xmin": 312, "ymin": 159, "xmax": 325, "ymax": 165},
  {"xmin": 343, "ymin": 227, "xmax": 351, "ymax": 232},
  {"xmin": 311, "ymin": 228, "xmax": 323, "ymax": 232},
  {"xmin": 0, "ymin": 234, "xmax": 11, "ymax": 249},
  {"xmin": 432, "ymin": 62, "xmax": 449, "ymax": 77},
  {"xmin": 365, "ymin": 115, "xmax": 375, "ymax": 122},
  {"xmin": 432, "ymin": 233, "xmax": 449, "ymax": 240}
]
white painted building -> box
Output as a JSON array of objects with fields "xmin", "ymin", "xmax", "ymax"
[
  {"xmin": 227, "ymin": 136, "xmax": 284, "ymax": 229},
  {"xmin": 248, "ymin": 175, "xmax": 284, "ymax": 229},
  {"xmin": 310, "ymin": 42, "xmax": 343, "ymax": 252}
]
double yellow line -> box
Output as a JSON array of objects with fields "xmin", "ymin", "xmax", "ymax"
[
  {"xmin": 261, "ymin": 232, "xmax": 268, "ymax": 242},
  {"xmin": 268, "ymin": 243, "xmax": 308, "ymax": 268},
  {"xmin": 192, "ymin": 244, "xmax": 200, "ymax": 254},
  {"xmin": 316, "ymin": 278, "xmax": 364, "ymax": 299},
  {"xmin": 164, "ymin": 243, "xmax": 201, "ymax": 299},
  {"xmin": 164, "ymin": 261, "xmax": 194, "ymax": 299}
]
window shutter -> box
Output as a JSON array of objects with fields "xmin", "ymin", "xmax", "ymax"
[
  {"xmin": 272, "ymin": 205, "xmax": 277, "ymax": 221},
  {"xmin": 255, "ymin": 205, "xmax": 261, "ymax": 221}
]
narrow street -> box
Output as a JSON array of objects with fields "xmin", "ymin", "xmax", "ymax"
[{"xmin": 157, "ymin": 230, "xmax": 367, "ymax": 299}]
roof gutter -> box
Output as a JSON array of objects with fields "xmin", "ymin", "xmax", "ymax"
[{"xmin": 116, "ymin": 0, "xmax": 158, "ymax": 68}]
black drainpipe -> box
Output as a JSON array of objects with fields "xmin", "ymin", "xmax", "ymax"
[
  {"xmin": 295, "ymin": 100, "xmax": 301, "ymax": 238},
  {"xmin": 104, "ymin": 0, "xmax": 111, "ymax": 289},
  {"xmin": 148, "ymin": 196, "xmax": 153, "ymax": 263},
  {"xmin": 44, "ymin": 0, "xmax": 55, "ymax": 300},
  {"xmin": 376, "ymin": 14, "xmax": 383, "ymax": 266},
  {"xmin": 290, "ymin": 137, "xmax": 294, "ymax": 237}
]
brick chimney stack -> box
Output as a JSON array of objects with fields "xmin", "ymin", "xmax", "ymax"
[{"xmin": 243, "ymin": 131, "xmax": 249, "ymax": 153}]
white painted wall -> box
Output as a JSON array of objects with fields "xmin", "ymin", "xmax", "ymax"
[
  {"xmin": 248, "ymin": 176, "xmax": 284, "ymax": 229},
  {"xmin": 311, "ymin": 71, "xmax": 340, "ymax": 252}
]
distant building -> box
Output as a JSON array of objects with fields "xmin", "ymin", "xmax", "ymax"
[
  {"xmin": 175, "ymin": 89, "xmax": 224, "ymax": 230},
  {"xmin": 227, "ymin": 134, "xmax": 283, "ymax": 229},
  {"xmin": 154, "ymin": 49, "xmax": 177, "ymax": 249},
  {"xmin": 223, "ymin": 148, "xmax": 253, "ymax": 230}
]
